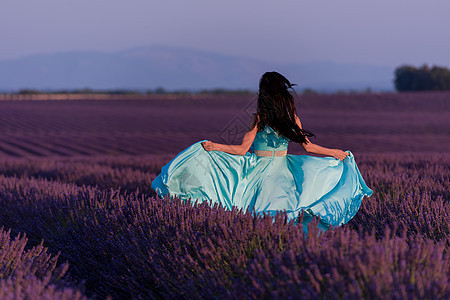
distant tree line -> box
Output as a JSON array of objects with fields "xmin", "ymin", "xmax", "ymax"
[
  {"xmin": 16, "ymin": 88, "xmax": 141, "ymax": 95},
  {"xmin": 394, "ymin": 64, "xmax": 450, "ymax": 91},
  {"xmin": 11, "ymin": 87, "xmax": 253, "ymax": 95},
  {"xmin": 300, "ymin": 87, "xmax": 376, "ymax": 95}
]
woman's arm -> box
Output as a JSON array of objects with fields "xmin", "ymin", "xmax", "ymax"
[
  {"xmin": 202, "ymin": 114, "xmax": 258, "ymax": 155},
  {"xmin": 295, "ymin": 115, "xmax": 349, "ymax": 161}
]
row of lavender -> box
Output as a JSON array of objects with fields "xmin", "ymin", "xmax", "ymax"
[
  {"xmin": 0, "ymin": 92, "xmax": 448, "ymax": 157},
  {"xmin": 0, "ymin": 153, "xmax": 448, "ymax": 299}
]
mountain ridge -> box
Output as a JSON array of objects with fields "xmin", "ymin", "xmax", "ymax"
[{"xmin": 0, "ymin": 45, "xmax": 394, "ymax": 92}]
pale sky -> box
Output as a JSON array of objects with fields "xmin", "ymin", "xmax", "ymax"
[{"xmin": 1, "ymin": 0, "xmax": 449, "ymax": 67}]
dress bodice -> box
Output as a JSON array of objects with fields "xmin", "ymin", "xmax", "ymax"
[{"xmin": 251, "ymin": 125, "xmax": 289, "ymax": 152}]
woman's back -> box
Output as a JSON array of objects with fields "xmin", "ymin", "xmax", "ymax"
[{"xmin": 252, "ymin": 125, "xmax": 290, "ymax": 152}]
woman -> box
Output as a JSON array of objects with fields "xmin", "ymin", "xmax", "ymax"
[{"xmin": 151, "ymin": 71, "xmax": 373, "ymax": 232}]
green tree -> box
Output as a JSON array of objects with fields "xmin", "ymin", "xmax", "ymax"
[
  {"xmin": 430, "ymin": 66, "xmax": 450, "ymax": 90},
  {"xmin": 394, "ymin": 64, "xmax": 450, "ymax": 91}
]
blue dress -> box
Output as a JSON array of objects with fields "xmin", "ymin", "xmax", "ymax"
[{"xmin": 151, "ymin": 125, "xmax": 373, "ymax": 231}]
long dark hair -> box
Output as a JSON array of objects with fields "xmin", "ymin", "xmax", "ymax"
[{"xmin": 255, "ymin": 71, "xmax": 314, "ymax": 144}]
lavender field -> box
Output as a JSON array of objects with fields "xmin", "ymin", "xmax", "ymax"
[{"xmin": 0, "ymin": 92, "xmax": 448, "ymax": 299}]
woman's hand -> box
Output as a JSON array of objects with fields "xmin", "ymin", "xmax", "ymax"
[
  {"xmin": 332, "ymin": 149, "xmax": 349, "ymax": 161},
  {"xmin": 201, "ymin": 140, "xmax": 216, "ymax": 151}
]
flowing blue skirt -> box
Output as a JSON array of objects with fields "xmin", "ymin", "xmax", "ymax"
[{"xmin": 151, "ymin": 140, "xmax": 373, "ymax": 231}]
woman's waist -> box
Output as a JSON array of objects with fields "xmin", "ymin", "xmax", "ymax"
[{"xmin": 253, "ymin": 149, "xmax": 288, "ymax": 157}]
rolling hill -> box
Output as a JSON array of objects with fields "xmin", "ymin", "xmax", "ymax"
[{"xmin": 0, "ymin": 45, "xmax": 394, "ymax": 92}]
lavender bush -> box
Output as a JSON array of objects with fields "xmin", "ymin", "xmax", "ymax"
[
  {"xmin": 0, "ymin": 153, "xmax": 447, "ymax": 299},
  {"xmin": 349, "ymin": 153, "xmax": 449, "ymax": 242},
  {"xmin": 0, "ymin": 228, "xmax": 86, "ymax": 299},
  {"xmin": 0, "ymin": 155, "xmax": 164, "ymax": 196}
]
